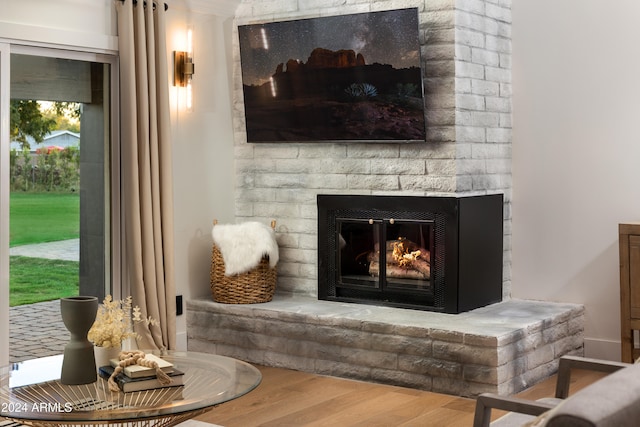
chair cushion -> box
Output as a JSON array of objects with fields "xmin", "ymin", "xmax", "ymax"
[{"xmin": 542, "ymin": 361, "xmax": 640, "ymax": 427}]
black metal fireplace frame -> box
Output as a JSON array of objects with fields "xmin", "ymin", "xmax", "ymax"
[{"xmin": 317, "ymin": 194, "xmax": 504, "ymax": 313}]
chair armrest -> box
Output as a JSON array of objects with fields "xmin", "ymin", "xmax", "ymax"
[
  {"xmin": 555, "ymin": 355, "xmax": 630, "ymax": 398},
  {"xmin": 473, "ymin": 393, "xmax": 555, "ymax": 427}
]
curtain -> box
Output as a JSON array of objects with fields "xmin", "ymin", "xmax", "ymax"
[{"xmin": 115, "ymin": 0, "xmax": 176, "ymax": 350}]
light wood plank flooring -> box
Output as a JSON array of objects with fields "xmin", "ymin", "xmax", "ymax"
[{"xmin": 197, "ymin": 365, "xmax": 608, "ymax": 427}]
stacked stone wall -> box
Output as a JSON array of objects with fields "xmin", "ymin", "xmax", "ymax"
[{"xmin": 231, "ymin": 0, "xmax": 512, "ymax": 297}]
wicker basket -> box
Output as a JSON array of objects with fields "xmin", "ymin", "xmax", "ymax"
[{"xmin": 209, "ymin": 221, "xmax": 277, "ymax": 304}]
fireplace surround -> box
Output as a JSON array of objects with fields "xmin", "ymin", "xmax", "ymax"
[
  {"xmin": 318, "ymin": 194, "xmax": 504, "ymax": 313},
  {"xmin": 186, "ymin": 0, "xmax": 586, "ymax": 399}
]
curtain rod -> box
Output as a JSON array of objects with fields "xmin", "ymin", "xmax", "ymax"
[{"xmin": 118, "ymin": 0, "xmax": 169, "ymax": 11}]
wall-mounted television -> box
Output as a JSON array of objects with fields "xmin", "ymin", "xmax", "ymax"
[{"xmin": 238, "ymin": 8, "xmax": 426, "ymax": 143}]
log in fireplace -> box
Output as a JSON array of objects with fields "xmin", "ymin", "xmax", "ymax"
[{"xmin": 317, "ymin": 194, "xmax": 503, "ymax": 313}]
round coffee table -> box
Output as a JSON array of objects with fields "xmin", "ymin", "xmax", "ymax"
[{"xmin": 0, "ymin": 350, "xmax": 261, "ymax": 427}]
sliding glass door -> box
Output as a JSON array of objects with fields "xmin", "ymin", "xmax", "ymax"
[{"xmin": 0, "ymin": 45, "xmax": 119, "ymax": 365}]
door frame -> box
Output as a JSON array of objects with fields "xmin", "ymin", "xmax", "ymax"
[
  {"xmin": 0, "ymin": 43, "xmax": 120, "ymax": 365},
  {"xmin": 0, "ymin": 42, "xmax": 10, "ymax": 366}
]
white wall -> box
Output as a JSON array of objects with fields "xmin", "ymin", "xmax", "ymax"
[
  {"xmin": 0, "ymin": 0, "xmax": 117, "ymax": 51},
  {"xmin": 512, "ymin": 0, "xmax": 640, "ymax": 360},
  {"xmin": 167, "ymin": 4, "xmax": 237, "ymax": 348},
  {"xmin": 0, "ymin": 0, "xmax": 115, "ymax": 35}
]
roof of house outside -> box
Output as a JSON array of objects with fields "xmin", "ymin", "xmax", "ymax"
[{"xmin": 10, "ymin": 130, "xmax": 80, "ymax": 152}]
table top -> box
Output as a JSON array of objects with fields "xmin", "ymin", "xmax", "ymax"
[{"xmin": 0, "ymin": 351, "xmax": 261, "ymax": 426}]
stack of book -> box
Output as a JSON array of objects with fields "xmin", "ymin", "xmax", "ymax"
[{"xmin": 98, "ymin": 354, "xmax": 184, "ymax": 392}]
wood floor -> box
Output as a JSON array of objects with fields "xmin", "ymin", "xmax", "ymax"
[{"xmin": 197, "ymin": 365, "xmax": 608, "ymax": 427}]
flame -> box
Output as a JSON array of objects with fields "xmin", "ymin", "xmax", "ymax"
[{"xmin": 392, "ymin": 237, "xmax": 422, "ymax": 268}]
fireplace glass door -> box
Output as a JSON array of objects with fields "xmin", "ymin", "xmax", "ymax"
[
  {"xmin": 319, "ymin": 194, "xmax": 504, "ymax": 313},
  {"xmin": 337, "ymin": 218, "xmax": 434, "ymax": 295}
]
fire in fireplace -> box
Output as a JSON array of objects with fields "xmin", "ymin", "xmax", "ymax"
[{"xmin": 317, "ymin": 194, "xmax": 503, "ymax": 313}]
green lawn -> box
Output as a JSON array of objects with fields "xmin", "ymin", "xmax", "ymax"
[
  {"xmin": 10, "ymin": 256, "xmax": 79, "ymax": 306},
  {"xmin": 9, "ymin": 192, "xmax": 80, "ymax": 306},
  {"xmin": 10, "ymin": 192, "xmax": 79, "ymax": 247}
]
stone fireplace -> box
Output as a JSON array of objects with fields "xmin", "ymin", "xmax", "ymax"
[
  {"xmin": 318, "ymin": 194, "xmax": 503, "ymax": 313},
  {"xmin": 230, "ymin": 0, "xmax": 514, "ymax": 300},
  {"xmin": 185, "ymin": 0, "xmax": 584, "ymax": 399}
]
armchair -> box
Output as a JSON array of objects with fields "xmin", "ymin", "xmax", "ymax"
[{"xmin": 473, "ymin": 355, "xmax": 634, "ymax": 427}]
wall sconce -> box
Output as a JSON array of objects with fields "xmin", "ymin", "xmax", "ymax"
[{"xmin": 174, "ymin": 28, "xmax": 194, "ymax": 110}]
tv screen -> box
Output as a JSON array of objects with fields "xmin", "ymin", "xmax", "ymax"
[{"xmin": 238, "ymin": 8, "xmax": 426, "ymax": 143}]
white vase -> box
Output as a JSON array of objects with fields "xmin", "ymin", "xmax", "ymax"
[{"xmin": 94, "ymin": 345, "xmax": 121, "ymax": 369}]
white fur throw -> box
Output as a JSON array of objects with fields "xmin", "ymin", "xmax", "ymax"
[{"xmin": 212, "ymin": 222, "xmax": 279, "ymax": 276}]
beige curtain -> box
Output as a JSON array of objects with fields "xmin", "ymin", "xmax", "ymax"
[{"xmin": 116, "ymin": 0, "xmax": 176, "ymax": 350}]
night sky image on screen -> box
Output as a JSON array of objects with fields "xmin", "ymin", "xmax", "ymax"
[{"xmin": 238, "ymin": 8, "xmax": 427, "ymax": 143}]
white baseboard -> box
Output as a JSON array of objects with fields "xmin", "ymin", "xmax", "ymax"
[
  {"xmin": 584, "ymin": 337, "xmax": 621, "ymax": 361},
  {"xmin": 176, "ymin": 331, "xmax": 188, "ymax": 351}
]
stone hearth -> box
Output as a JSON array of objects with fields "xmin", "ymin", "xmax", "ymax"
[{"xmin": 187, "ymin": 295, "xmax": 583, "ymax": 397}]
